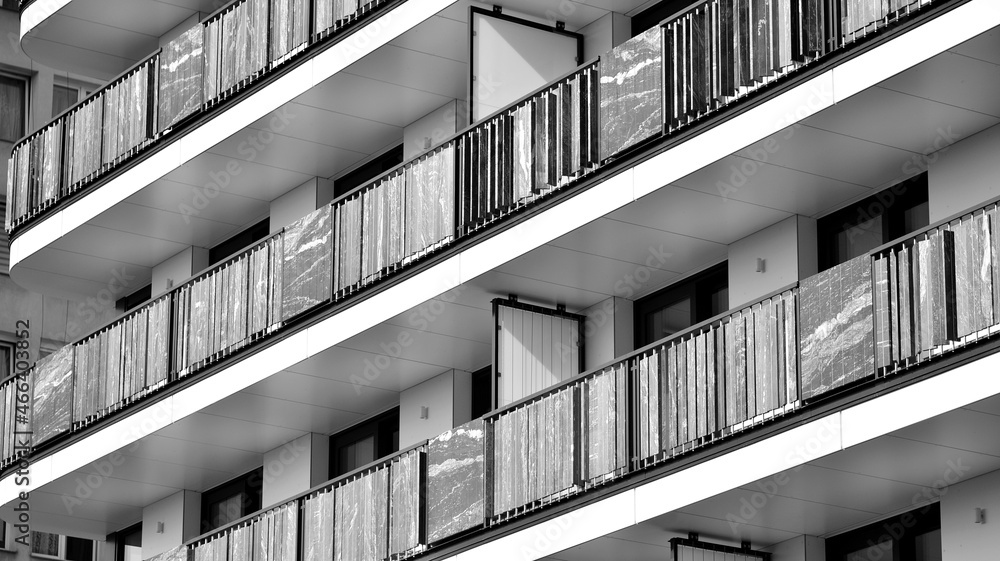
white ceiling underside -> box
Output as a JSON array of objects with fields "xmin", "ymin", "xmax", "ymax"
[{"xmin": 20, "ymin": 0, "xmax": 219, "ymax": 80}]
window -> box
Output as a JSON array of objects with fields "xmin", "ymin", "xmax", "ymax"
[
  {"xmin": 329, "ymin": 408, "xmax": 399, "ymax": 479},
  {"xmin": 470, "ymin": 365, "xmax": 492, "ymax": 419},
  {"xmin": 52, "ymin": 85, "xmax": 78, "ymax": 117},
  {"xmin": 333, "ymin": 145, "xmax": 403, "ymax": 198},
  {"xmin": 27, "ymin": 532, "xmax": 94, "ymax": 560},
  {"xmin": 51, "ymin": 80, "xmax": 95, "ymax": 118},
  {"xmin": 65, "ymin": 537, "xmax": 94, "ymax": 561},
  {"xmin": 818, "ymin": 174, "xmax": 929, "ymax": 271},
  {"xmin": 200, "ymin": 468, "xmax": 263, "ymax": 533},
  {"xmin": 631, "ymin": 0, "xmax": 693, "ymax": 36},
  {"xmin": 0, "ymin": 73, "xmax": 28, "ymax": 143},
  {"xmin": 634, "ymin": 262, "xmax": 729, "ymax": 348},
  {"xmin": 0, "ymin": 0, "xmax": 18, "ymax": 12},
  {"xmin": 0, "ymin": 520, "xmax": 7, "ymax": 549},
  {"xmin": 827, "ymin": 503, "xmax": 940, "ymax": 561},
  {"xmin": 115, "ymin": 284, "xmax": 152, "ymax": 314},
  {"xmin": 113, "ymin": 524, "xmax": 141, "ymax": 561},
  {"xmin": 0, "ymin": 341, "xmax": 13, "ymax": 382},
  {"xmin": 209, "ymin": 218, "xmax": 270, "ymax": 266},
  {"xmin": 31, "ymin": 532, "xmax": 61, "ymax": 557}
]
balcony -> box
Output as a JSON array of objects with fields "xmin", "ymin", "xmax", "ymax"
[
  {"xmin": 31, "ymin": 187, "xmax": 1000, "ymax": 560},
  {"xmin": 2, "ymin": 0, "xmax": 1000, "ymax": 541},
  {"xmin": 7, "ymin": 0, "xmax": 991, "ymax": 302},
  {"xmin": 7, "ymin": 0, "xmax": 412, "ymax": 237},
  {"xmin": 6, "ymin": 0, "xmax": 470, "ymax": 299}
]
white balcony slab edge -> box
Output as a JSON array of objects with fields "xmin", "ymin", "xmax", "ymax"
[{"xmin": 20, "ymin": 0, "xmax": 74, "ymax": 39}]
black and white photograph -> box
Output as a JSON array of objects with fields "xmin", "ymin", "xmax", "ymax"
[{"xmin": 0, "ymin": 0, "xmax": 996, "ymax": 559}]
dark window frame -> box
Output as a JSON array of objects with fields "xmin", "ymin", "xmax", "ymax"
[
  {"xmin": 631, "ymin": 0, "xmax": 699, "ymax": 36},
  {"xmin": 65, "ymin": 536, "xmax": 94, "ymax": 561},
  {"xmin": 470, "ymin": 365, "xmax": 492, "ymax": 419},
  {"xmin": 0, "ymin": 340, "xmax": 14, "ymax": 383},
  {"xmin": 112, "ymin": 522, "xmax": 141, "ymax": 561},
  {"xmin": 0, "ymin": 72, "xmax": 29, "ymax": 143},
  {"xmin": 51, "ymin": 84, "xmax": 79, "ymax": 118},
  {"xmin": 634, "ymin": 261, "xmax": 729, "ymax": 349},
  {"xmin": 209, "ymin": 218, "xmax": 270, "ymax": 267},
  {"xmin": 200, "ymin": 467, "xmax": 264, "ymax": 533},
  {"xmin": 30, "ymin": 531, "xmax": 62, "ymax": 558},
  {"xmin": 328, "ymin": 407, "xmax": 399, "ymax": 479},
  {"xmin": 333, "ymin": 144, "xmax": 404, "ymax": 199},
  {"xmin": 817, "ymin": 174, "xmax": 929, "ymax": 272},
  {"xmin": 826, "ymin": 502, "xmax": 940, "ymax": 560},
  {"xmin": 116, "ymin": 284, "xmax": 152, "ymax": 314}
]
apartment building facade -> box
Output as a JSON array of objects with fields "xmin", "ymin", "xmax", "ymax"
[{"xmin": 2, "ymin": 0, "xmax": 1000, "ymax": 560}]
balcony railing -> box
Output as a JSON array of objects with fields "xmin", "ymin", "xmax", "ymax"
[
  {"xmin": 5, "ymin": 0, "xmax": 939, "ymax": 237},
  {"xmin": 153, "ymin": 190, "xmax": 998, "ymax": 561},
  {"xmin": 0, "ymin": 0, "xmax": 949, "ymax": 480},
  {"xmin": 4, "ymin": 0, "xmax": 394, "ymax": 234}
]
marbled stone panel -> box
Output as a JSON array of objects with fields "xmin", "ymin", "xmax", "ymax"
[
  {"xmin": 302, "ymin": 490, "xmax": 333, "ymax": 561},
  {"xmin": 336, "ymin": 196, "xmax": 362, "ymax": 291},
  {"xmin": 734, "ymin": 312, "xmax": 748, "ymax": 422},
  {"xmin": 723, "ymin": 320, "xmax": 735, "ymax": 427},
  {"xmin": 334, "ymin": 469, "xmax": 388, "ymax": 561},
  {"xmin": 401, "ymin": 148, "xmax": 432, "ymax": 257},
  {"xmin": 248, "ymin": 242, "xmax": 270, "ymax": 335},
  {"xmin": 799, "ymin": 255, "xmax": 873, "ymax": 399},
  {"xmin": 229, "ymin": 525, "xmax": 250, "ymax": 561},
  {"xmin": 874, "ymin": 254, "xmax": 891, "ymax": 369},
  {"xmin": 753, "ymin": 304, "xmax": 768, "ymax": 416},
  {"xmin": 698, "ymin": 333, "xmax": 709, "ymax": 437},
  {"xmin": 33, "ymin": 344, "xmax": 74, "ymax": 444},
  {"xmin": 745, "ymin": 306, "xmax": 758, "ymax": 418},
  {"xmin": 426, "ymin": 419, "xmax": 485, "ymax": 543},
  {"xmin": 836, "ymin": 255, "xmax": 874, "ymax": 387},
  {"xmin": 783, "ymin": 291, "xmax": 799, "ymax": 403},
  {"xmin": 974, "ymin": 214, "xmax": 995, "ymax": 329},
  {"xmin": 203, "ymin": 21, "xmax": 221, "ymax": 102},
  {"xmin": 389, "ymin": 449, "xmax": 421, "ymax": 556},
  {"xmin": 610, "ymin": 363, "xmax": 625, "ymax": 468},
  {"xmin": 598, "ymin": 26, "xmax": 663, "ymax": 161},
  {"xmin": 955, "ymin": 215, "xmax": 993, "ymax": 338},
  {"xmin": 648, "ymin": 353, "xmax": 661, "ymax": 454},
  {"xmin": 676, "ymin": 339, "xmax": 688, "ymax": 443},
  {"xmin": 282, "ymin": 205, "xmax": 332, "ymax": 319},
  {"xmin": 158, "ymin": 24, "xmax": 204, "ymax": 132}
]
